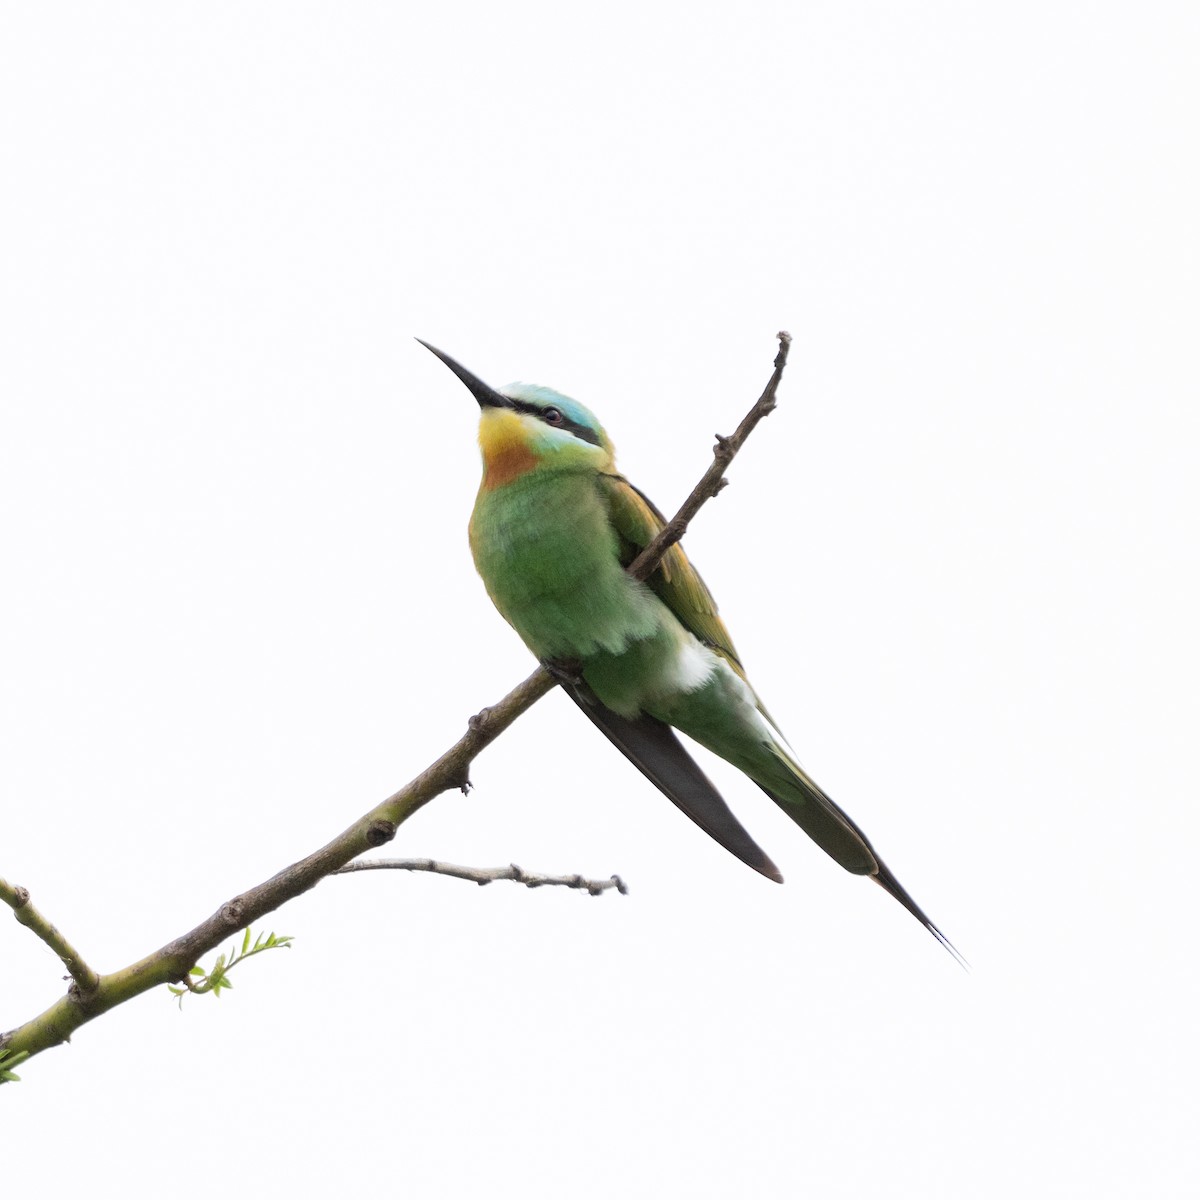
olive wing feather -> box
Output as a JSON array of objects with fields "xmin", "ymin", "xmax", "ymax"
[{"xmin": 598, "ymin": 473, "xmax": 747, "ymax": 679}]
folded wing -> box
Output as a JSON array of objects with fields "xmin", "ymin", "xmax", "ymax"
[{"xmin": 559, "ymin": 681, "xmax": 783, "ymax": 883}]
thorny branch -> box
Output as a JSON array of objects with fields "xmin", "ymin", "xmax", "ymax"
[{"xmin": 1, "ymin": 332, "xmax": 790, "ymax": 1075}]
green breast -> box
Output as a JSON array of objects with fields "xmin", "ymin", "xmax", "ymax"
[{"xmin": 470, "ymin": 470, "xmax": 662, "ymax": 660}]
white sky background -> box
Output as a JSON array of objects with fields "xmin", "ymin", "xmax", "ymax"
[{"xmin": 2, "ymin": 3, "xmax": 1197, "ymax": 1195}]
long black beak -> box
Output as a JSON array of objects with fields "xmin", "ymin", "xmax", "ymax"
[{"xmin": 416, "ymin": 339, "xmax": 512, "ymax": 410}]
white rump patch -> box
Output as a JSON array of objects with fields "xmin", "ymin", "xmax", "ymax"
[{"xmin": 669, "ymin": 635, "xmax": 719, "ymax": 694}]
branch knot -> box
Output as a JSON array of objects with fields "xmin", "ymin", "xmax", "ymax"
[{"xmin": 366, "ymin": 819, "xmax": 396, "ymax": 848}]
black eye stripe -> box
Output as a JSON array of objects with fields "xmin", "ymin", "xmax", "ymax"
[
  {"xmin": 507, "ymin": 399, "xmax": 542, "ymax": 418},
  {"xmin": 507, "ymin": 398, "xmax": 602, "ymax": 447},
  {"xmin": 555, "ymin": 416, "xmax": 601, "ymax": 446}
]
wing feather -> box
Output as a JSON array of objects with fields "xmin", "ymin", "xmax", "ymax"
[
  {"xmin": 599, "ymin": 474, "xmax": 746, "ymax": 677},
  {"xmin": 559, "ymin": 682, "xmax": 782, "ymax": 883}
]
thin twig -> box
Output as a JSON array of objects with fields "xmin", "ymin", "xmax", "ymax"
[
  {"xmin": 1, "ymin": 333, "xmax": 791, "ymax": 1072},
  {"xmin": 1, "ymin": 876, "xmax": 100, "ymax": 994},
  {"xmin": 627, "ymin": 330, "xmax": 790, "ymax": 581},
  {"xmin": 335, "ymin": 858, "xmax": 628, "ymax": 895}
]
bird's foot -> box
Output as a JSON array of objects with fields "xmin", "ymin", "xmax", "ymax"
[{"xmin": 542, "ymin": 658, "xmax": 585, "ymax": 689}]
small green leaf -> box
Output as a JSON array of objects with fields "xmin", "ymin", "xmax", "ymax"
[
  {"xmin": 0, "ymin": 1049, "xmax": 29, "ymax": 1082},
  {"xmin": 167, "ymin": 926, "xmax": 294, "ymax": 1006}
]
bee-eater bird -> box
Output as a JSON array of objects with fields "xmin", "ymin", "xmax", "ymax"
[{"xmin": 421, "ymin": 341, "xmax": 960, "ymax": 960}]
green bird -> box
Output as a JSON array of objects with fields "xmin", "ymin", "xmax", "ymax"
[{"xmin": 421, "ymin": 341, "xmax": 960, "ymax": 960}]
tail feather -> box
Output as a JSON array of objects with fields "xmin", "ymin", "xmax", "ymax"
[
  {"xmin": 755, "ymin": 755, "xmax": 966, "ymax": 965},
  {"xmin": 560, "ymin": 682, "xmax": 784, "ymax": 884},
  {"xmin": 871, "ymin": 859, "xmax": 969, "ymax": 968},
  {"xmin": 569, "ymin": 658, "xmax": 964, "ymax": 962}
]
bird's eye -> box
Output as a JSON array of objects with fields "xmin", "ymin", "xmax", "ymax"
[{"xmin": 542, "ymin": 407, "xmax": 564, "ymax": 425}]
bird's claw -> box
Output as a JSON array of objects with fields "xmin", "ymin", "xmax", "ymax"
[{"xmin": 542, "ymin": 658, "xmax": 585, "ymax": 689}]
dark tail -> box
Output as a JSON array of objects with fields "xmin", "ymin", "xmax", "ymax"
[
  {"xmin": 752, "ymin": 770, "xmax": 967, "ymax": 966},
  {"xmin": 560, "ymin": 683, "xmax": 784, "ymax": 884},
  {"xmin": 871, "ymin": 859, "xmax": 969, "ymax": 969}
]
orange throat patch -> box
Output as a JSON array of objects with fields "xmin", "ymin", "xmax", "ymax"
[
  {"xmin": 482, "ymin": 443, "xmax": 538, "ymax": 489},
  {"xmin": 478, "ymin": 408, "xmax": 539, "ymax": 489}
]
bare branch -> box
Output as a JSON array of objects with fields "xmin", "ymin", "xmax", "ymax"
[
  {"xmin": 1, "ymin": 876, "xmax": 100, "ymax": 994},
  {"xmin": 335, "ymin": 858, "xmax": 628, "ymax": 895},
  {"xmin": 627, "ymin": 330, "xmax": 791, "ymax": 582},
  {"xmin": 1, "ymin": 333, "xmax": 791, "ymax": 1074},
  {"xmin": 2, "ymin": 667, "xmax": 555, "ymax": 1066}
]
